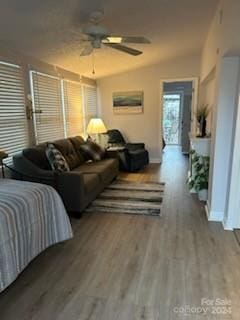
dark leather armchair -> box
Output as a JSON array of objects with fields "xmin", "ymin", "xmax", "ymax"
[{"xmin": 106, "ymin": 129, "xmax": 149, "ymax": 172}]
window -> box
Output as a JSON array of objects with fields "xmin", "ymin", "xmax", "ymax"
[
  {"xmin": 62, "ymin": 80, "xmax": 84, "ymax": 137},
  {"xmin": 30, "ymin": 71, "xmax": 65, "ymax": 144},
  {"xmin": 0, "ymin": 59, "xmax": 98, "ymax": 165},
  {"xmin": 0, "ymin": 61, "xmax": 28, "ymax": 163},
  {"xmin": 83, "ymin": 85, "xmax": 98, "ymax": 129}
]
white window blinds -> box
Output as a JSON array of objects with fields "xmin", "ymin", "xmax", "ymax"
[
  {"xmin": 83, "ymin": 85, "xmax": 98, "ymax": 128},
  {"xmin": 62, "ymin": 80, "xmax": 84, "ymax": 137},
  {"xmin": 0, "ymin": 61, "xmax": 28, "ymax": 163},
  {"xmin": 30, "ymin": 71, "xmax": 65, "ymax": 144}
]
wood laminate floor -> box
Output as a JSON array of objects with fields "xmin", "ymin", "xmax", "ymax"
[
  {"xmin": 1, "ymin": 146, "xmax": 240, "ymax": 320},
  {"xmin": 234, "ymin": 230, "xmax": 240, "ymax": 246}
]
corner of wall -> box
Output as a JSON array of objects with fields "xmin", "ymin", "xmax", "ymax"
[{"xmin": 205, "ymin": 201, "xmax": 224, "ymax": 222}]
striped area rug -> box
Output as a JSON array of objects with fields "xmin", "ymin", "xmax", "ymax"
[{"xmin": 85, "ymin": 180, "xmax": 165, "ymax": 217}]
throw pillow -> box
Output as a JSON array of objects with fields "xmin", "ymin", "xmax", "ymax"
[
  {"xmin": 45, "ymin": 143, "xmax": 70, "ymax": 172},
  {"xmin": 79, "ymin": 140, "xmax": 106, "ymax": 161},
  {"xmin": 69, "ymin": 136, "xmax": 86, "ymax": 163}
]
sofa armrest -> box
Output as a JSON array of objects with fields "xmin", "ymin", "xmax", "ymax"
[
  {"xmin": 14, "ymin": 153, "xmax": 86, "ymax": 214},
  {"xmin": 13, "ymin": 153, "xmax": 56, "ymax": 184},
  {"xmin": 56, "ymin": 171, "xmax": 85, "ymax": 213}
]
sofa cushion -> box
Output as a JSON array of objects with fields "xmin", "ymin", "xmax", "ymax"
[
  {"xmin": 23, "ymin": 143, "xmax": 51, "ymax": 170},
  {"xmin": 52, "ymin": 138, "xmax": 80, "ymax": 170},
  {"xmin": 82, "ymin": 173, "xmax": 100, "ymax": 194},
  {"xmin": 73, "ymin": 159, "xmax": 118, "ymax": 184},
  {"xmin": 46, "ymin": 143, "xmax": 70, "ymax": 172},
  {"xmin": 69, "ymin": 136, "xmax": 86, "ymax": 163},
  {"xmin": 79, "ymin": 140, "xmax": 106, "ymax": 161}
]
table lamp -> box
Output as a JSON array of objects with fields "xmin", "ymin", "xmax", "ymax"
[{"xmin": 87, "ymin": 118, "xmax": 107, "ymax": 144}]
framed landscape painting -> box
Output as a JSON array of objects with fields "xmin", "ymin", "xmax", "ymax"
[{"xmin": 113, "ymin": 91, "xmax": 144, "ymax": 114}]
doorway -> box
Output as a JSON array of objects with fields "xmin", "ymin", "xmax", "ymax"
[
  {"xmin": 163, "ymin": 93, "xmax": 182, "ymax": 145},
  {"xmin": 161, "ymin": 80, "xmax": 197, "ymax": 154}
]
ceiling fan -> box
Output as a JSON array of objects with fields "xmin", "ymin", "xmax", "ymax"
[{"xmin": 80, "ymin": 11, "xmax": 150, "ymax": 57}]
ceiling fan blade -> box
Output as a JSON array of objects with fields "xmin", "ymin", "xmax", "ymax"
[
  {"xmin": 80, "ymin": 45, "xmax": 93, "ymax": 56},
  {"xmin": 104, "ymin": 43, "xmax": 142, "ymax": 56},
  {"xmin": 103, "ymin": 36, "xmax": 150, "ymax": 44}
]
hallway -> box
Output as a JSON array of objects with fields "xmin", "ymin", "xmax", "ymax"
[{"xmin": 0, "ymin": 146, "xmax": 240, "ymax": 319}]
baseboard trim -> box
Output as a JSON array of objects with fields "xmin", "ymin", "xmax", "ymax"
[
  {"xmin": 150, "ymin": 158, "xmax": 161, "ymax": 164},
  {"xmin": 205, "ymin": 201, "xmax": 224, "ymax": 222},
  {"xmin": 222, "ymin": 216, "xmax": 234, "ymax": 231},
  {"xmin": 205, "ymin": 202, "xmax": 210, "ymax": 220},
  {"xmin": 222, "ymin": 220, "xmax": 233, "ymax": 231}
]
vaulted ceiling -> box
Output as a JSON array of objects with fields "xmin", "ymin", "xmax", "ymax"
[{"xmin": 0, "ymin": 0, "xmax": 219, "ymax": 78}]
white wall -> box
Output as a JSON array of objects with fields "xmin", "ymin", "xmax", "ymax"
[
  {"xmin": 199, "ymin": 69, "xmax": 216, "ymax": 134},
  {"xmin": 225, "ymin": 85, "xmax": 240, "ymax": 229},
  {"xmin": 200, "ymin": 0, "xmax": 240, "ymax": 137},
  {"xmin": 201, "ymin": 0, "xmax": 240, "ymax": 81},
  {"xmin": 200, "ymin": 0, "xmax": 240, "ymax": 228},
  {"xmin": 207, "ymin": 57, "xmax": 240, "ymax": 223},
  {"xmin": 98, "ymin": 54, "xmax": 200, "ymax": 162}
]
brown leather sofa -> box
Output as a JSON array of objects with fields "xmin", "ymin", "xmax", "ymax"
[{"xmin": 12, "ymin": 136, "xmax": 119, "ymax": 217}]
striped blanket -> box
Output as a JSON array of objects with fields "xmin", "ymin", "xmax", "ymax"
[{"xmin": 0, "ymin": 179, "xmax": 73, "ymax": 292}]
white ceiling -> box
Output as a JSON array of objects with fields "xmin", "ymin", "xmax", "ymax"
[{"xmin": 0, "ymin": 0, "xmax": 219, "ymax": 78}]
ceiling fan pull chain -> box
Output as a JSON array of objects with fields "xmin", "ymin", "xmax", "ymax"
[{"xmin": 92, "ymin": 51, "xmax": 95, "ymax": 75}]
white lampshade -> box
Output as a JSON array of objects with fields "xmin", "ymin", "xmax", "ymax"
[{"xmin": 87, "ymin": 118, "xmax": 107, "ymax": 134}]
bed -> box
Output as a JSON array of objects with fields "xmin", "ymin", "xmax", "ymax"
[{"xmin": 0, "ymin": 179, "xmax": 73, "ymax": 292}]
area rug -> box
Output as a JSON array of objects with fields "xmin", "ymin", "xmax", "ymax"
[{"xmin": 85, "ymin": 180, "xmax": 165, "ymax": 217}]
